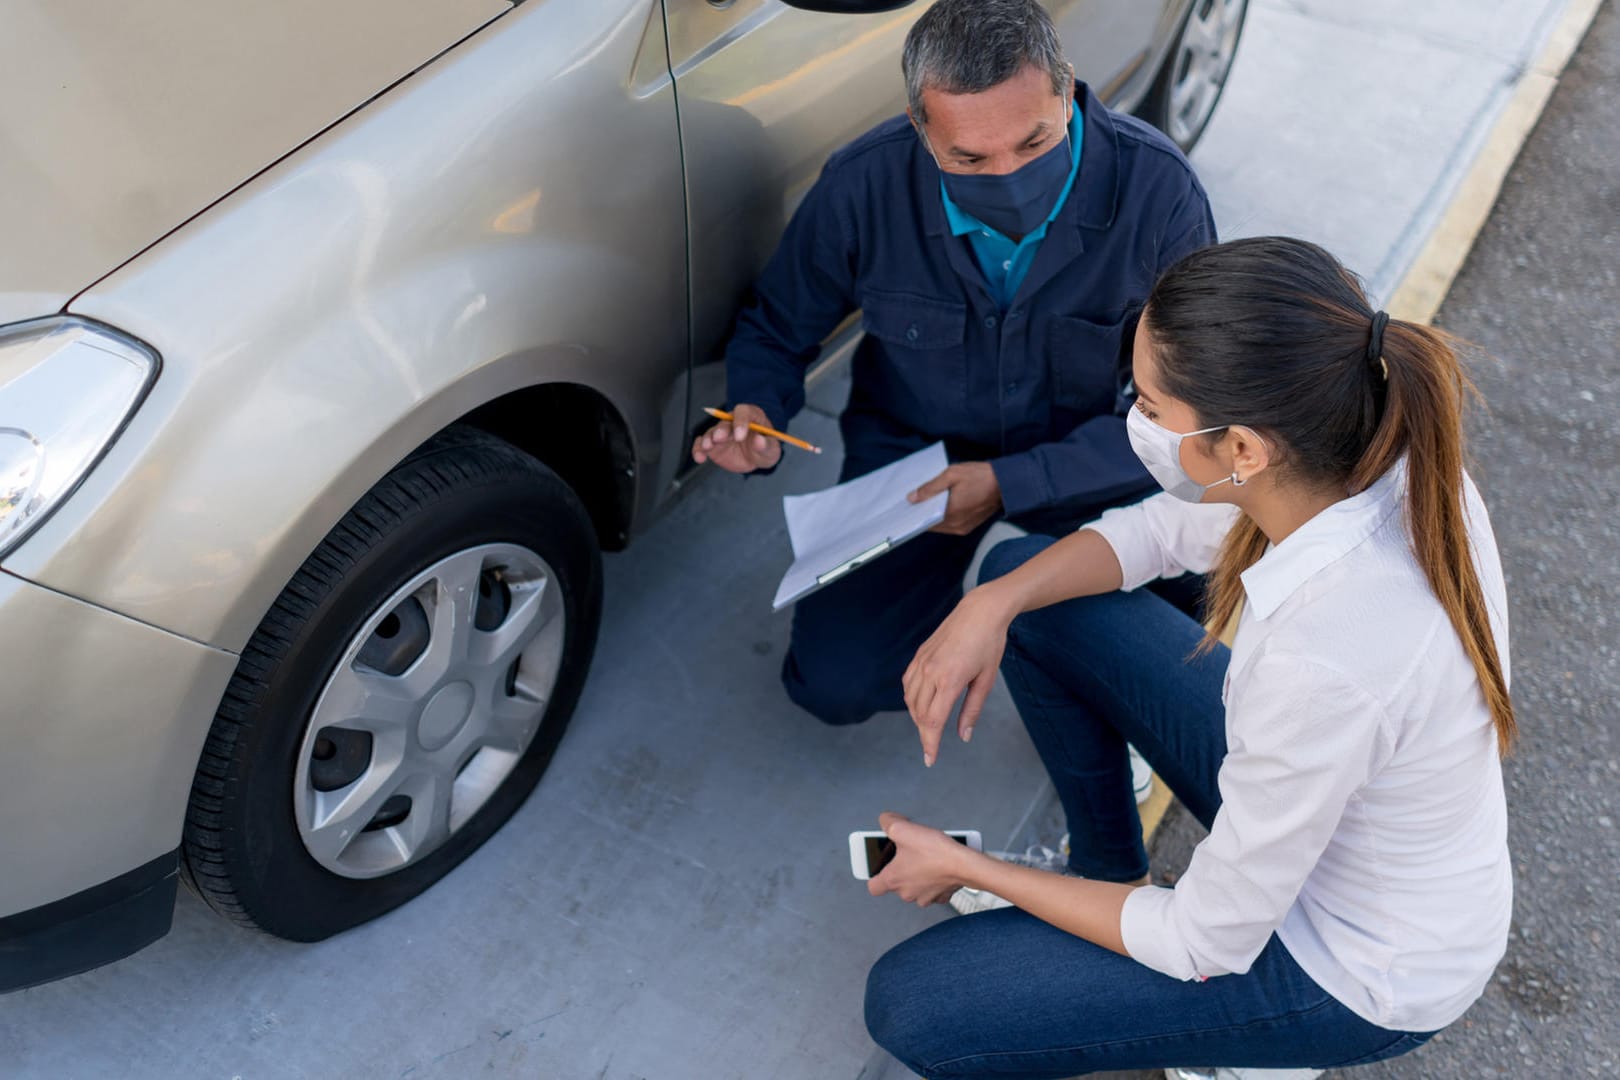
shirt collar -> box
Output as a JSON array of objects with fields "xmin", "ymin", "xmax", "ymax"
[
  {"xmin": 1240, "ymin": 461, "xmax": 1408, "ymax": 621},
  {"xmin": 1068, "ymin": 82, "xmax": 1121, "ymax": 230},
  {"xmin": 938, "ymin": 103, "xmax": 1084, "ymax": 241}
]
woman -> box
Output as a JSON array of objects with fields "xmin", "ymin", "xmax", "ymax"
[{"xmin": 861, "ymin": 237, "xmax": 1513, "ymax": 1079}]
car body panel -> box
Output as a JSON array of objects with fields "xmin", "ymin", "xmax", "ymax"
[
  {"xmin": 667, "ymin": 0, "xmax": 925, "ymax": 429},
  {"xmin": 1053, "ymin": 0, "xmax": 1170, "ymax": 101},
  {"xmin": 0, "ymin": 0, "xmax": 509, "ymax": 326},
  {"xmin": 9, "ymin": 0, "xmax": 688, "ymax": 650},
  {"xmin": 0, "ymin": 571, "xmax": 235, "ymax": 916},
  {"xmin": 667, "ymin": 0, "xmax": 926, "ymax": 383}
]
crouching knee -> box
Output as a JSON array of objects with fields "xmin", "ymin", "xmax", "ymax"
[
  {"xmin": 864, "ymin": 946, "xmax": 937, "ymax": 1075},
  {"xmin": 780, "ymin": 652, "xmax": 882, "ymax": 726}
]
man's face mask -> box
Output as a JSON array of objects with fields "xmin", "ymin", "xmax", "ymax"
[
  {"xmin": 918, "ymin": 102, "xmax": 1072, "ymax": 238},
  {"xmin": 1126, "ymin": 406, "xmax": 1268, "ymax": 503}
]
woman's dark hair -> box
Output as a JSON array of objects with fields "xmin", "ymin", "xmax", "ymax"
[{"xmin": 1143, "ymin": 236, "xmax": 1515, "ymax": 755}]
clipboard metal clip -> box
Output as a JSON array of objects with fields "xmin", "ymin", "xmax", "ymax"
[{"xmin": 817, "ymin": 539, "xmax": 891, "ymax": 587}]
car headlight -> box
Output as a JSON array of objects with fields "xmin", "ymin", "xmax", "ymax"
[{"xmin": 0, "ymin": 317, "xmax": 159, "ymax": 560}]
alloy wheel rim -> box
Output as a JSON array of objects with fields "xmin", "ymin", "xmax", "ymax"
[
  {"xmin": 294, "ymin": 543, "xmax": 566, "ymax": 879},
  {"xmin": 1168, "ymin": 0, "xmax": 1247, "ymax": 147}
]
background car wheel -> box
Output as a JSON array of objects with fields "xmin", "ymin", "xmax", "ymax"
[
  {"xmin": 180, "ymin": 425, "xmax": 602, "ymax": 941},
  {"xmin": 1140, "ymin": 0, "xmax": 1249, "ymax": 154}
]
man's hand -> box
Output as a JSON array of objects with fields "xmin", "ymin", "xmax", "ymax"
[
  {"xmin": 867, "ymin": 812, "xmax": 981, "ymax": 907},
  {"xmin": 909, "ymin": 462, "xmax": 1001, "ymax": 535},
  {"xmin": 691, "ymin": 403, "xmax": 782, "ymax": 474}
]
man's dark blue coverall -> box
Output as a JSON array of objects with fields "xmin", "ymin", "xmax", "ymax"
[{"xmin": 724, "ymin": 83, "xmax": 1216, "ymax": 726}]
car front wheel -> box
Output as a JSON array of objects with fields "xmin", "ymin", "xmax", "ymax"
[{"xmin": 180, "ymin": 425, "xmax": 602, "ymax": 941}]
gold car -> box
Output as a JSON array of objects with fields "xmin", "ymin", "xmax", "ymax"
[{"xmin": 0, "ymin": 0, "xmax": 1244, "ymax": 989}]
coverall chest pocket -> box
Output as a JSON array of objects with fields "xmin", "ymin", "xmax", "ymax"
[
  {"xmin": 1048, "ymin": 313, "xmax": 1129, "ymax": 419},
  {"xmin": 860, "ymin": 289, "xmax": 969, "ymax": 422}
]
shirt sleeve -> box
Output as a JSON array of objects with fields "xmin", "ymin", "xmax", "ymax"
[
  {"xmin": 723, "ymin": 162, "xmax": 859, "ymax": 432},
  {"xmin": 988, "ymin": 173, "xmax": 1216, "ymax": 518},
  {"xmin": 1120, "ymin": 653, "xmax": 1394, "ymax": 981},
  {"xmin": 1080, "ymin": 492, "xmax": 1238, "ymax": 590}
]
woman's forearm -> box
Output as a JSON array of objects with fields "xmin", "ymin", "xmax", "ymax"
[
  {"xmin": 978, "ymin": 528, "xmax": 1125, "ymax": 618},
  {"xmin": 959, "ymin": 851, "xmax": 1138, "ymax": 956}
]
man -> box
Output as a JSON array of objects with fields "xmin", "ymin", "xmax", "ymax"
[{"xmin": 693, "ymin": 0, "xmax": 1215, "ymax": 727}]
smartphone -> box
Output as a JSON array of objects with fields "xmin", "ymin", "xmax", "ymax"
[{"xmin": 848, "ymin": 829, "xmax": 982, "ymax": 880}]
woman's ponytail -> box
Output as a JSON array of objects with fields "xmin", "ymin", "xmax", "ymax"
[
  {"xmin": 1147, "ymin": 237, "xmax": 1515, "ymax": 756},
  {"xmin": 1357, "ymin": 319, "xmax": 1516, "ymax": 754}
]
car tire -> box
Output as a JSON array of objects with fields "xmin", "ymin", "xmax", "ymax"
[
  {"xmin": 179, "ymin": 424, "xmax": 602, "ymax": 941},
  {"xmin": 1139, "ymin": 0, "xmax": 1249, "ymax": 155}
]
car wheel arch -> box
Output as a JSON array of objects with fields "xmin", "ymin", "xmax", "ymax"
[{"xmin": 454, "ymin": 381, "xmax": 637, "ymax": 552}]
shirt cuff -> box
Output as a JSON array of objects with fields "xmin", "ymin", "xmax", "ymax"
[
  {"xmin": 989, "ymin": 452, "xmax": 1050, "ymax": 519},
  {"xmin": 1120, "ymin": 885, "xmax": 1201, "ymax": 982},
  {"xmin": 724, "ymin": 371, "xmax": 799, "ymax": 434},
  {"xmin": 727, "ymin": 396, "xmax": 789, "ymax": 434},
  {"xmin": 1080, "ymin": 502, "xmax": 1160, "ymax": 591}
]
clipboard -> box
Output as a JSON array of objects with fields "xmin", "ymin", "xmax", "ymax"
[{"xmin": 772, "ymin": 443, "xmax": 949, "ymax": 610}]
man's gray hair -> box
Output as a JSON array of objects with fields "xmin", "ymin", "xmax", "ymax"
[{"xmin": 902, "ymin": 0, "xmax": 1071, "ymax": 123}]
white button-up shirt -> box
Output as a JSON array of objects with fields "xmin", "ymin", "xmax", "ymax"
[{"xmin": 1086, "ymin": 464, "xmax": 1512, "ymax": 1032}]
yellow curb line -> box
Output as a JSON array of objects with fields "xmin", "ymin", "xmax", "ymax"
[{"xmin": 1386, "ymin": 0, "xmax": 1607, "ymax": 325}]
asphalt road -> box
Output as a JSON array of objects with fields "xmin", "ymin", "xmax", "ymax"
[{"xmin": 1148, "ymin": 5, "xmax": 1620, "ymax": 1077}]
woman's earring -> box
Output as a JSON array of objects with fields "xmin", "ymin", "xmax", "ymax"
[{"xmin": 1231, "ymin": 471, "xmax": 1247, "ymax": 487}]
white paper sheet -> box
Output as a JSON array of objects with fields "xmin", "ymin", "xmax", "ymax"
[{"xmin": 773, "ymin": 442, "xmax": 949, "ymax": 611}]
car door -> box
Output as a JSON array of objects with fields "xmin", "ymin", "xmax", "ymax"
[
  {"xmin": 663, "ymin": 0, "xmax": 927, "ymax": 446},
  {"xmin": 1048, "ymin": 1, "xmax": 1168, "ymax": 103}
]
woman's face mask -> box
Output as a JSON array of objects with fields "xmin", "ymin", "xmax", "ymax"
[{"xmin": 1126, "ymin": 406, "xmax": 1264, "ymax": 503}]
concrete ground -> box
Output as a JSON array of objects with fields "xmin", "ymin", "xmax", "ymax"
[{"xmin": 0, "ymin": 1, "xmax": 1602, "ymax": 1078}]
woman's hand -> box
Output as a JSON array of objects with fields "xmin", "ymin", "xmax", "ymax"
[
  {"xmin": 902, "ymin": 584, "xmax": 1019, "ymax": 766},
  {"xmin": 867, "ymin": 812, "xmax": 980, "ymax": 906}
]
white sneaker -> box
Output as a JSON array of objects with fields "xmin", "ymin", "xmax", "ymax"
[
  {"xmin": 1130, "ymin": 743, "xmax": 1155, "ymax": 805},
  {"xmin": 949, "ymin": 839, "xmax": 1074, "ymax": 915},
  {"xmin": 1165, "ymin": 1069, "xmax": 1323, "ymax": 1079}
]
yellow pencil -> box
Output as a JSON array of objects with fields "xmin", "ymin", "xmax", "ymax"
[{"xmin": 704, "ymin": 407, "xmax": 823, "ymax": 455}]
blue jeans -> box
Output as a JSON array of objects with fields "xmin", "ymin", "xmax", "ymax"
[{"xmin": 863, "ymin": 535, "xmax": 1436, "ymax": 1077}]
